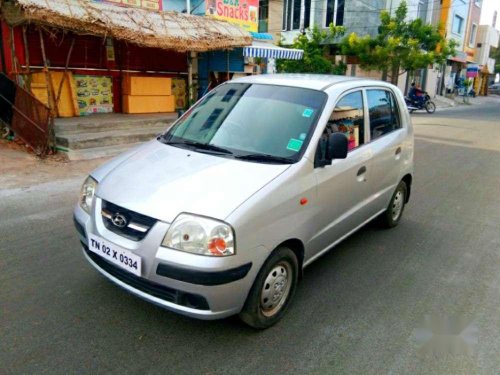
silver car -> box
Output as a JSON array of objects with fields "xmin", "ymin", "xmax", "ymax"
[
  {"xmin": 489, "ymin": 83, "xmax": 500, "ymax": 95},
  {"xmin": 74, "ymin": 74, "xmax": 414, "ymax": 328}
]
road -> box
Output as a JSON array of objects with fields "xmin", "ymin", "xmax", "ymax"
[{"xmin": 1, "ymin": 100, "xmax": 500, "ymax": 374}]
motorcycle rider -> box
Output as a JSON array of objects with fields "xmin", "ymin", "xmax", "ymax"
[{"xmin": 408, "ymin": 82, "xmax": 425, "ymax": 107}]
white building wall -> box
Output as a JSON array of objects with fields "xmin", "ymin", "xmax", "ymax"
[
  {"xmin": 387, "ymin": 0, "xmax": 434, "ymax": 23},
  {"xmin": 476, "ymin": 25, "xmax": 499, "ymax": 67}
]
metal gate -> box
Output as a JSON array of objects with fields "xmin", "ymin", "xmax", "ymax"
[{"xmin": 0, "ymin": 73, "xmax": 54, "ymax": 157}]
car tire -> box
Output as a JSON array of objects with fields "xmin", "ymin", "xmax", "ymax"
[
  {"xmin": 381, "ymin": 180, "xmax": 407, "ymax": 228},
  {"xmin": 239, "ymin": 247, "xmax": 299, "ymax": 329}
]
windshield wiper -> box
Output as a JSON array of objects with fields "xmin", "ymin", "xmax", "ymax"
[
  {"xmin": 163, "ymin": 139, "xmax": 233, "ymax": 155},
  {"xmin": 235, "ymin": 153, "xmax": 295, "ymax": 164}
]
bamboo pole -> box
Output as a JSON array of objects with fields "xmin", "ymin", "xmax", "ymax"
[
  {"xmin": 8, "ymin": 26, "xmax": 21, "ymax": 83},
  {"xmin": 38, "ymin": 28, "xmax": 56, "ymax": 116},
  {"xmin": 22, "ymin": 26, "xmax": 32, "ymax": 91},
  {"xmin": 54, "ymin": 37, "xmax": 75, "ymax": 112}
]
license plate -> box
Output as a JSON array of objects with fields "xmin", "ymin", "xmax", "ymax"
[{"xmin": 88, "ymin": 234, "xmax": 142, "ymax": 277}]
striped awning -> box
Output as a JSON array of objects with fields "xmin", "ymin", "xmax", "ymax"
[{"xmin": 243, "ymin": 42, "xmax": 304, "ymax": 60}]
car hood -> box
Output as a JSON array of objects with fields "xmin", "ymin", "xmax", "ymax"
[{"xmin": 94, "ymin": 140, "xmax": 290, "ymax": 223}]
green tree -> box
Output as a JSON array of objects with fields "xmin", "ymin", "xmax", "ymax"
[
  {"xmin": 341, "ymin": 1, "xmax": 456, "ymax": 85},
  {"xmin": 490, "ymin": 46, "xmax": 500, "ymax": 74},
  {"xmin": 277, "ymin": 25, "xmax": 347, "ymax": 75}
]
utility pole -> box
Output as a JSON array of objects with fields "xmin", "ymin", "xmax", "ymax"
[{"xmin": 299, "ymin": 0, "xmax": 305, "ymax": 33}]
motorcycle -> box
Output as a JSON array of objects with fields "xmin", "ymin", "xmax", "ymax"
[{"xmin": 405, "ymin": 92, "xmax": 436, "ymax": 114}]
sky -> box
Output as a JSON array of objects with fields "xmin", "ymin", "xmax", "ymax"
[{"xmin": 480, "ymin": 0, "xmax": 500, "ymax": 29}]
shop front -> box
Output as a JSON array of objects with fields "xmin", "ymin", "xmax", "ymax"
[
  {"xmin": 0, "ymin": 0, "xmax": 251, "ymax": 156},
  {"xmin": 0, "ymin": 0, "xmax": 251, "ymax": 118}
]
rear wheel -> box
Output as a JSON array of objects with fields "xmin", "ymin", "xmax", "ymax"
[
  {"xmin": 425, "ymin": 101, "xmax": 436, "ymax": 113},
  {"xmin": 239, "ymin": 247, "xmax": 298, "ymax": 329},
  {"xmin": 381, "ymin": 180, "xmax": 407, "ymax": 228}
]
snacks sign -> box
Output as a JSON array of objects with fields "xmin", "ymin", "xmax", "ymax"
[
  {"xmin": 97, "ymin": 0, "xmax": 162, "ymax": 11},
  {"xmin": 206, "ymin": 0, "xmax": 258, "ymax": 33}
]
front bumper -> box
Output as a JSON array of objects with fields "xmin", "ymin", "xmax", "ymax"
[{"xmin": 74, "ymin": 201, "xmax": 266, "ymax": 320}]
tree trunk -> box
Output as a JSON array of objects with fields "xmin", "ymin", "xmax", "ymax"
[{"xmin": 391, "ymin": 63, "xmax": 399, "ymax": 85}]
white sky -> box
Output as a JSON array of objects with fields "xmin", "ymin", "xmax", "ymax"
[{"xmin": 480, "ymin": 0, "xmax": 500, "ymax": 29}]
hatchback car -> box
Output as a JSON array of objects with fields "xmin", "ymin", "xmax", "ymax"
[
  {"xmin": 489, "ymin": 83, "xmax": 500, "ymax": 95},
  {"xmin": 74, "ymin": 74, "xmax": 414, "ymax": 328}
]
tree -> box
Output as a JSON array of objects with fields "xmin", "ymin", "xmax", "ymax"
[
  {"xmin": 340, "ymin": 1, "xmax": 456, "ymax": 85},
  {"xmin": 277, "ymin": 25, "xmax": 347, "ymax": 75},
  {"xmin": 489, "ymin": 46, "xmax": 500, "ymax": 74}
]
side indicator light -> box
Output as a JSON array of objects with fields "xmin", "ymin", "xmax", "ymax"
[{"xmin": 300, "ymin": 198, "xmax": 308, "ymax": 206}]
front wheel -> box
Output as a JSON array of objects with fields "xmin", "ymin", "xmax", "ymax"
[
  {"xmin": 239, "ymin": 247, "xmax": 298, "ymax": 329},
  {"xmin": 425, "ymin": 101, "xmax": 436, "ymax": 113}
]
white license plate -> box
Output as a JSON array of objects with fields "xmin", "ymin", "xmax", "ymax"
[{"xmin": 88, "ymin": 234, "xmax": 142, "ymax": 277}]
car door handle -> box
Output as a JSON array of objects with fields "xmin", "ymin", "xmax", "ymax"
[
  {"xmin": 357, "ymin": 166, "xmax": 367, "ymax": 182},
  {"xmin": 395, "ymin": 147, "xmax": 402, "ymax": 160}
]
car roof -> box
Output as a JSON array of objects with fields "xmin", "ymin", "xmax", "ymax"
[{"xmin": 230, "ymin": 74, "xmax": 390, "ymax": 91}]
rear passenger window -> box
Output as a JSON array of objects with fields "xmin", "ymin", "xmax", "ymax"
[{"xmin": 367, "ymin": 89, "xmax": 401, "ymax": 140}]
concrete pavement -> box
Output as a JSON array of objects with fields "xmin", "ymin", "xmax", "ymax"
[{"xmin": 1, "ymin": 100, "xmax": 500, "ymax": 374}]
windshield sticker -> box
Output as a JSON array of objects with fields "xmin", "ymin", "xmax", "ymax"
[
  {"xmin": 299, "ymin": 133, "xmax": 307, "ymax": 141},
  {"xmin": 287, "ymin": 138, "xmax": 304, "ymax": 152},
  {"xmin": 302, "ymin": 108, "xmax": 314, "ymax": 118}
]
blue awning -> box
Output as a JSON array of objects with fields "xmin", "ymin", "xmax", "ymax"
[
  {"xmin": 243, "ymin": 42, "xmax": 304, "ymax": 60},
  {"xmin": 249, "ymin": 32, "xmax": 274, "ymax": 40}
]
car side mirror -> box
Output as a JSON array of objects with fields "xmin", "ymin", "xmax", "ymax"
[{"xmin": 329, "ymin": 132, "xmax": 348, "ymax": 160}]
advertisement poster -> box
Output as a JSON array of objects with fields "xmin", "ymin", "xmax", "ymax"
[
  {"xmin": 74, "ymin": 75, "xmax": 114, "ymax": 116},
  {"xmin": 96, "ymin": 0, "xmax": 162, "ymax": 11},
  {"xmin": 206, "ymin": 0, "xmax": 258, "ymax": 33},
  {"xmin": 172, "ymin": 78, "xmax": 187, "ymax": 109}
]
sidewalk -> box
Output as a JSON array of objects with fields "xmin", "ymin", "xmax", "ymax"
[
  {"xmin": 0, "ymin": 139, "xmax": 109, "ymax": 190},
  {"xmin": 433, "ymin": 94, "xmax": 500, "ymax": 109}
]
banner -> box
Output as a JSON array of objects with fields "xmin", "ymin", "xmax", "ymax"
[
  {"xmin": 74, "ymin": 75, "xmax": 114, "ymax": 116},
  {"xmin": 98, "ymin": 0, "xmax": 162, "ymax": 11},
  {"xmin": 206, "ymin": 0, "xmax": 258, "ymax": 33},
  {"xmin": 466, "ymin": 65, "xmax": 479, "ymax": 78}
]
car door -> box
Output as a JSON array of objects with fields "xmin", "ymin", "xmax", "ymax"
[
  {"xmin": 308, "ymin": 89, "xmax": 375, "ymax": 259},
  {"xmin": 365, "ymin": 88, "xmax": 407, "ymax": 212}
]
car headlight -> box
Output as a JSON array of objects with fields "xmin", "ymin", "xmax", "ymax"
[
  {"xmin": 80, "ymin": 176, "xmax": 97, "ymax": 214},
  {"xmin": 162, "ymin": 213, "xmax": 235, "ymax": 256}
]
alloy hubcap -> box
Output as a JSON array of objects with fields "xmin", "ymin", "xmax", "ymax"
[
  {"xmin": 392, "ymin": 190, "xmax": 404, "ymax": 221},
  {"xmin": 260, "ymin": 262, "xmax": 292, "ymax": 317}
]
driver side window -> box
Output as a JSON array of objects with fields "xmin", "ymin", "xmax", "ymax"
[{"xmin": 316, "ymin": 91, "xmax": 365, "ymax": 164}]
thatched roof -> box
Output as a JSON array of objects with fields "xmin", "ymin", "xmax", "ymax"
[{"xmin": 1, "ymin": 0, "xmax": 252, "ymax": 52}]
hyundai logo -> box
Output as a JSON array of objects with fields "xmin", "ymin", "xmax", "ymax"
[{"xmin": 111, "ymin": 213, "xmax": 128, "ymax": 228}]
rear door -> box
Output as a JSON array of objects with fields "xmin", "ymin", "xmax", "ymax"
[{"xmin": 365, "ymin": 88, "xmax": 407, "ymax": 212}]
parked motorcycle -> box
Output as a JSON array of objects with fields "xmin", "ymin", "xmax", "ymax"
[{"xmin": 405, "ymin": 92, "xmax": 436, "ymax": 114}]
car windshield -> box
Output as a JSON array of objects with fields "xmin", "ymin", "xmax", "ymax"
[{"xmin": 161, "ymin": 83, "xmax": 327, "ymax": 163}]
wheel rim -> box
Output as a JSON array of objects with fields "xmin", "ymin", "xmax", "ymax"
[
  {"xmin": 392, "ymin": 189, "xmax": 404, "ymax": 221},
  {"xmin": 426, "ymin": 102, "xmax": 436, "ymax": 113},
  {"xmin": 260, "ymin": 261, "xmax": 292, "ymax": 317}
]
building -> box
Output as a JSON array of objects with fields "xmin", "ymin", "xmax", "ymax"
[
  {"xmin": 476, "ymin": 24, "xmax": 500, "ymax": 94},
  {"xmin": 432, "ymin": 0, "xmax": 476, "ymax": 95},
  {"xmin": 280, "ymin": 0, "xmax": 386, "ymax": 44}
]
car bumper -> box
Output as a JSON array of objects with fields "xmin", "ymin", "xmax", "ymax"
[{"xmin": 74, "ymin": 202, "xmax": 266, "ymax": 320}]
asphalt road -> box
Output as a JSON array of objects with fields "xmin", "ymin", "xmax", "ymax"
[{"xmin": 1, "ymin": 100, "xmax": 500, "ymax": 374}]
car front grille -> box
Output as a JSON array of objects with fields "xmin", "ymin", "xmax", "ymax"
[
  {"xmin": 101, "ymin": 200, "xmax": 157, "ymax": 241},
  {"xmin": 83, "ymin": 244, "xmax": 210, "ymax": 311}
]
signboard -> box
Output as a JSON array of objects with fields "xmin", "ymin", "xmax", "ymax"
[
  {"xmin": 97, "ymin": 0, "xmax": 162, "ymax": 11},
  {"xmin": 74, "ymin": 75, "xmax": 114, "ymax": 116},
  {"xmin": 206, "ymin": 0, "xmax": 258, "ymax": 33},
  {"xmin": 172, "ymin": 78, "xmax": 187, "ymax": 109},
  {"xmin": 466, "ymin": 65, "xmax": 479, "ymax": 78}
]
